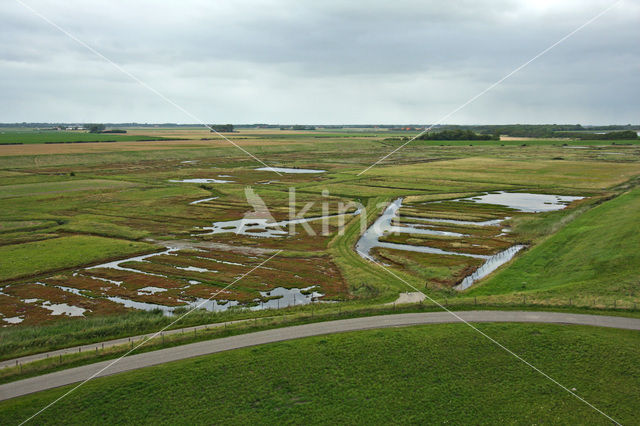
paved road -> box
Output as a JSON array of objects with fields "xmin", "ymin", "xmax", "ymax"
[
  {"xmin": 0, "ymin": 318, "xmax": 251, "ymax": 369},
  {"xmin": 1, "ymin": 311, "xmax": 640, "ymax": 402}
]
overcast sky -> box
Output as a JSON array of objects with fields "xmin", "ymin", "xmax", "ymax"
[{"xmin": 1, "ymin": 0, "xmax": 638, "ymax": 124}]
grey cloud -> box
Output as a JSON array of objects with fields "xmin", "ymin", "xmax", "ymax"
[{"xmin": 0, "ymin": 0, "xmax": 638, "ymax": 123}]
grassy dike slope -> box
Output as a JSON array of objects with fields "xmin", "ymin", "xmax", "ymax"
[
  {"xmin": 468, "ymin": 187, "xmax": 640, "ymax": 298},
  {"xmin": 1, "ymin": 323, "xmax": 638, "ymax": 424}
]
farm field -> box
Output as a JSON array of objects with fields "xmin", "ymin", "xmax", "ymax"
[
  {"xmin": 0, "ymin": 127, "xmax": 639, "ymax": 424},
  {"xmin": 0, "ymin": 131, "xmax": 174, "ymax": 145},
  {"xmin": 0, "ymin": 128, "xmax": 639, "ymax": 335},
  {"xmin": 1, "ymin": 323, "xmax": 638, "ymax": 424}
]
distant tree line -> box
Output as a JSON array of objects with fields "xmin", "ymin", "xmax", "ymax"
[
  {"xmin": 209, "ymin": 124, "xmax": 234, "ymax": 132},
  {"xmin": 280, "ymin": 125, "xmax": 316, "ymax": 131},
  {"xmin": 437, "ymin": 124, "xmax": 639, "ymax": 139},
  {"xmin": 439, "ymin": 124, "xmax": 583, "ymax": 138},
  {"xmin": 417, "ymin": 129, "xmax": 499, "ymax": 141},
  {"xmin": 562, "ymin": 130, "xmax": 639, "ymax": 140}
]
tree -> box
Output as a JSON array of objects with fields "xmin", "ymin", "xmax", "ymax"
[
  {"xmin": 210, "ymin": 124, "xmax": 234, "ymax": 132},
  {"xmin": 87, "ymin": 123, "xmax": 105, "ymax": 133}
]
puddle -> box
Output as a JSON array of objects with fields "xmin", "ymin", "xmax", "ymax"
[
  {"xmin": 108, "ymin": 286, "xmax": 324, "ymax": 315},
  {"xmin": 454, "ymin": 245, "xmax": 526, "ymax": 291},
  {"xmin": 170, "ymin": 178, "xmax": 234, "ymax": 184},
  {"xmin": 88, "ymin": 248, "xmax": 178, "ymax": 277},
  {"xmin": 251, "ymin": 286, "xmax": 324, "ymax": 310},
  {"xmin": 181, "ymin": 160, "xmax": 199, "ymax": 164},
  {"xmin": 86, "ymin": 276, "xmax": 123, "ymax": 286},
  {"xmin": 54, "ymin": 285, "xmax": 84, "ymax": 296},
  {"xmin": 356, "ymin": 199, "xmax": 486, "ymax": 261},
  {"xmin": 197, "ymin": 257, "xmax": 243, "ymax": 266},
  {"xmin": 387, "ymin": 224, "xmax": 467, "ymax": 237},
  {"xmin": 189, "ymin": 196, "xmax": 219, "ymax": 205},
  {"xmin": 137, "ymin": 286, "xmax": 168, "ymax": 295},
  {"xmin": 199, "ymin": 218, "xmax": 288, "ymax": 238},
  {"xmin": 199, "ymin": 210, "xmax": 360, "ymax": 238},
  {"xmin": 175, "ymin": 265, "xmax": 217, "ymax": 273},
  {"xmin": 402, "ymin": 216, "xmax": 506, "ymax": 227},
  {"xmin": 187, "ymin": 298, "xmax": 241, "ymax": 312},
  {"xmin": 41, "ymin": 301, "xmax": 86, "ymax": 317},
  {"xmin": 107, "ymin": 296, "xmax": 175, "ymax": 314},
  {"xmin": 255, "ymin": 167, "xmax": 326, "ymax": 174},
  {"xmin": 2, "ymin": 316, "xmax": 23, "ymax": 324},
  {"xmin": 456, "ymin": 192, "xmax": 583, "ymax": 212}
]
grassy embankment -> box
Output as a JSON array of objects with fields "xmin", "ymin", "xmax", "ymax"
[
  {"xmin": 468, "ymin": 187, "xmax": 640, "ymax": 303},
  {"xmin": 1, "ymin": 323, "xmax": 638, "ymax": 424}
]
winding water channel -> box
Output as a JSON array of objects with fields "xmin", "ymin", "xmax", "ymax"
[{"xmin": 356, "ymin": 192, "xmax": 583, "ymax": 290}]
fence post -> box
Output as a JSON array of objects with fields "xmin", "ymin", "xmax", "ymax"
[
  {"xmin": 569, "ymin": 298, "xmax": 571, "ymax": 306},
  {"xmin": 474, "ymin": 297, "xmax": 477, "ymax": 306}
]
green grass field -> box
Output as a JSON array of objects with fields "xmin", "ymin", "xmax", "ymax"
[
  {"xmin": 0, "ymin": 131, "xmax": 172, "ymax": 144},
  {"xmin": 0, "ymin": 179, "xmax": 137, "ymax": 199},
  {"xmin": 0, "ymin": 236, "xmax": 157, "ymax": 281},
  {"xmin": 1, "ymin": 323, "xmax": 637, "ymax": 424}
]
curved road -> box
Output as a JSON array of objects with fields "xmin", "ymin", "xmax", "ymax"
[{"xmin": 1, "ymin": 310, "xmax": 640, "ymax": 402}]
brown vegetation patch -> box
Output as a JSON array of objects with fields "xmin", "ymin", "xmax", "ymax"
[
  {"xmin": 1, "ymin": 283, "xmax": 130, "ymax": 325},
  {"xmin": 87, "ymin": 268, "xmax": 185, "ymax": 290}
]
